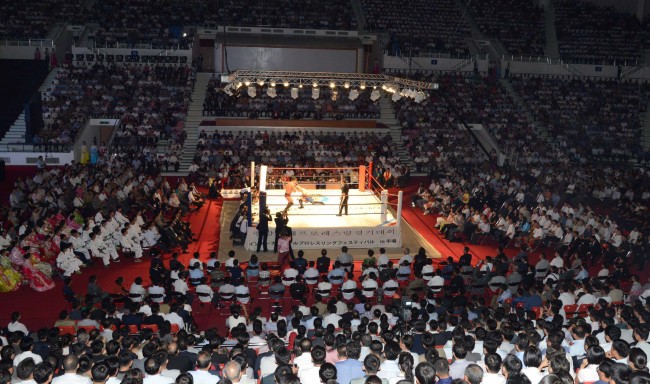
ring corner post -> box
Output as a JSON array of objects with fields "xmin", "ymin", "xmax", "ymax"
[
  {"xmin": 397, "ymin": 190, "xmax": 403, "ymax": 226},
  {"xmin": 380, "ymin": 189, "xmax": 388, "ymax": 222},
  {"xmin": 259, "ymin": 164, "xmax": 268, "ymax": 192},
  {"xmin": 358, "ymin": 165, "xmax": 366, "ymax": 192}
]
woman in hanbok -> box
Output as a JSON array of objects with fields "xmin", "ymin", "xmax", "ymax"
[
  {"xmin": 90, "ymin": 143, "xmax": 99, "ymax": 165},
  {"xmin": 80, "ymin": 141, "xmax": 90, "ymax": 164},
  {"xmin": 9, "ymin": 247, "xmax": 54, "ymax": 292},
  {"xmin": 0, "ymin": 253, "xmax": 21, "ymax": 292}
]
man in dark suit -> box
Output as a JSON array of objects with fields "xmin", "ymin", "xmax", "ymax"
[
  {"xmin": 257, "ymin": 206, "xmax": 271, "ymax": 252},
  {"xmin": 316, "ymin": 249, "xmax": 331, "ymax": 274}
]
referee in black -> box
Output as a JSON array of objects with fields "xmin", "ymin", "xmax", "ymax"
[{"xmin": 337, "ymin": 178, "xmax": 349, "ymax": 216}]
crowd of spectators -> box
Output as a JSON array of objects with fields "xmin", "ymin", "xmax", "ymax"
[
  {"xmin": 362, "ymin": 0, "xmax": 471, "ymax": 57},
  {"xmin": 204, "ymin": 80, "xmax": 380, "ymax": 120},
  {"xmin": 0, "ymin": 0, "xmax": 90, "ymax": 40},
  {"xmin": 510, "ymin": 76, "xmax": 647, "ymax": 163},
  {"xmin": 466, "ymin": 0, "xmax": 545, "ymax": 57},
  {"xmin": 39, "ymin": 62, "xmax": 194, "ymax": 154},
  {"xmin": 209, "ymin": 0, "xmax": 357, "ymax": 30},
  {"xmin": 87, "ymin": 0, "xmax": 204, "ymax": 49},
  {"xmin": 3, "ymin": 234, "xmax": 650, "ymax": 384},
  {"xmin": 554, "ymin": 0, "xmax": 642, "ymax": 64},
  {"xmin": 186, "ymin": 129, "xmax": 407, "ymax": 189},
  {"xmin": 395, "ymin": 71, "xmax": 647, "ymax": 279}
]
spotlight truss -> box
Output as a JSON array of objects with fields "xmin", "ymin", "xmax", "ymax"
[{"xmin": 226, "ymin": 70, "xmax": 437, "ymax": 92}]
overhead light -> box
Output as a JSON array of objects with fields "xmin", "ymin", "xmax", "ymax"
[
  {"xmin": 360, "ymin": 83, "xmax": 366, "ymax": 90},
  {"xmin": 244, "ymin": 79, "xmax": 251, "ymax": 86},
  {"xmin": 182, "ymin": 32, "xmax": 187, "ymax": 37},
  {"xmin": 236, "ymin": 82, "xmax": 242, "ymax": 88},
  {"xmin": 299, "ymin": 83, "xmax": 303, "ymax": 88},
  {"xmin": 373, "ymin": 86, "xmax": 377, "ymax": 89},
  {"xmin": 344, "ymin": 82, "xmax": 350, "ymax": 89},
  {"xmin": 270, "ymin": 81, "xmax": 276, "ymax": 87},
  {"xmin": 329, "ymin": 82, "xmax": 336, "ymax": 89},
  {"xmin": 312, "ymin": 81, "xmax": 318, "ymax": 87},
  {"xmin": 258, "ymin": 80, "xmax": 265, "ymax": 86},
  {"xmin": 283, "ymin": 80, "xmax": 289, "ymax": 87},
  {"xmin": 381, "ymin": 85, "xmax": 386, "ymax": 90}
]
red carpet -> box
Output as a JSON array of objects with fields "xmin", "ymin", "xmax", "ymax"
[{"xmin": 0, "ymin": 164, "xmax": 223, "ymax": 331}]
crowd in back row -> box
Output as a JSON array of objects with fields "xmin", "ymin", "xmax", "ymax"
[
  {"xmin": 185, "ymin": 129, "xmax": 406, "ymax": 187},
  {"xmin": 4, "ymin": 0, "xmax": 650, "ymax": 61},
  {"xmin": 36, "ymin": 62, "xmax": 194, "ymax": 153}
]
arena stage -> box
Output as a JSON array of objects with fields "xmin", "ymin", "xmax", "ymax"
[{"xmin": 244, "ymin": 188, "xmax": 401, "ymax": 250}]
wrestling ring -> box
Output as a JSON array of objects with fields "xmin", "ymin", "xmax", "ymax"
[{"xmin": 241, "ymin": 164, "xmax": 404, "ymax": 250}]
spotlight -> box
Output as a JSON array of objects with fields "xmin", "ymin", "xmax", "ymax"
[
  {"xmin": 344, "ymin": 82, "xmax": 350, "ymax": 89},
  {"xmin": 283, "ymin": 80, "xmax": 289, "ymax": 87},
  {"xmin": 270, "ymin": 81, "xmax": 276, "ymax": 87},
  {"xmin": 312, "ymin": 81, "xmax": 318, "ymax": 87},
  {"xmin": 381, "ymin": 85, "xmax": 386, "ymax": 90},
  {"xmin": 360, "ymin": 83, "xmax": 366, "ymax": 90},
  {"xmin": 329, "ymin": 82, "xmax": 336, "ymax": 89},
  {"xmin": 244, "ymin": 79, "xmax": 251, "ymax": 86},
  {"xmin": 182, "ymin": 32, "xmax": 187, "ymax": 37},
  {"xmin": 236, "ymin": 82, "xmax": 242, "ymax": 89},
  {"xmin": 258, "ymin": 80, "xmax": 265, "ymax": 86},
  {"xmin": 299, "ymin": 84, "xmax": 303, "ymax": 88}
]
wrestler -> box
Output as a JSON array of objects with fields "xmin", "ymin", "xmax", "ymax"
[
  {"xmin": 283, "ymin": 177, "xmax": 304, "ymax": 212},
  {"xmin": 299, "ymin": 192, "xmax": 327, "ymax": 206}
]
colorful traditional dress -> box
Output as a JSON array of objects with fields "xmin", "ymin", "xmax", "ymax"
[
  {"xmin": 9, "ymin": 248, "xmax": 55, "ymax": 292},
  {"xmin": 0, "ymin": 256, "xmax": 21, "ymax": 292}
]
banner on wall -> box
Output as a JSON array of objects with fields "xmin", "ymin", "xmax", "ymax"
[{"xmin": 244, "ymin": 226, "xmax": 402, "ymax": 250}]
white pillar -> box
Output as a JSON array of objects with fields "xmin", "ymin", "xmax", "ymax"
[
  {"xmin": 380, "ymin": 189, "xmax": 388, "ymax": 223},
  {"xmin": 259, "ymin": 165, "xmax": 268, "ymax": 192},
  {"xmin": 397, "ymin": 191, "xmax": 403, "ymax": 226},
  {"xmin": 250, "ymin": 161, "xmax": 256, "ymax": 188}
]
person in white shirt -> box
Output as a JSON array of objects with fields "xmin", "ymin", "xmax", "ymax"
[
  {"xmin": 577, "ymin": 346, "xmax": 605, "ymax": 384},
  {"xmin": 428, "ymin": 273, "xmax": 445, "ymax": 293},
  {"xmin": 52, "ymin": 355, "xmax": 91, "ymax": 384},
  {"xmin": 549, "ymin": 252, "xmax": 564, "ymax": 269},
  {"xmin": 304, "ymin": 263, "xmax": 319, "ymax": 286},
  {"xmin": 361, "ymin": 274, "xmax": 378, "ymax": 298},
  {"xmin": 128, "ymin": 278, "xmax": 146, "ymax": 303},
  {"xmin": 282, "ymin": 265, "xmax": 299, "ymax": 286},
  {"xmin": 143, "ymin": 356, "xmax": 175, "ymax": 384},
  {"xmin": 8, "ymin": 312, "xmax": 29, "ymax": 336},
  {"xmin": 234, "ymin": 283, "xmax": 250, "ymax": 304},
  {"xmin": 226, "ymin": 306, "xmax": 247, "ymax": 330},
  {"xmin": 148, "ymin": 283, "xmax": 166, "ymax": 303},
  {"xmin": 189, "ymin": 352, "xmax": 219, "ymax": 384},
  {"xmin": 481, "ymin": 354, "xmax": 506, "ymax": 384},
  {"xmin": 398, "ymin": 248, "xmax": 413, "ymax": 266},
  {"xmin": 195, "ymin": 283, "xmax": 214, "ymax": 304},
  {"xmin": 341, "ymin": 275, "xmax": 357, "ymax": 301},
  {"xmin": 520, "ymin": 347, "xmax": 545, "ymax": 384},
  {"xmin": 299, "ymin": 346, "xmax": 326, "ymax": 383},
  {"xmin": 377, "ymin": 249, "xmax": 389, "ymax": 270},
  {"xmin": 337, "ymin": 246, "xmax": 354, "ymax": 272}
]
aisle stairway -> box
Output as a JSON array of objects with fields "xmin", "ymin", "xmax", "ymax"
[
  {"xmin": 378, "ymin": 96, "xmax": 420, "ymax": 175},
  {"xmin": 543, "ymin": 0, "xmax": 560, "ymax": 59},
  {"xmin": 642, "ymin": 100, "xmax": 650, "ymax": 151},
  {"xmin": 162, "ymin": 72, "xmax": 212, "ymax": 176},
  {"xmin": 0, "ymin": 67, "xmax": 61, "ymax": 151}
]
